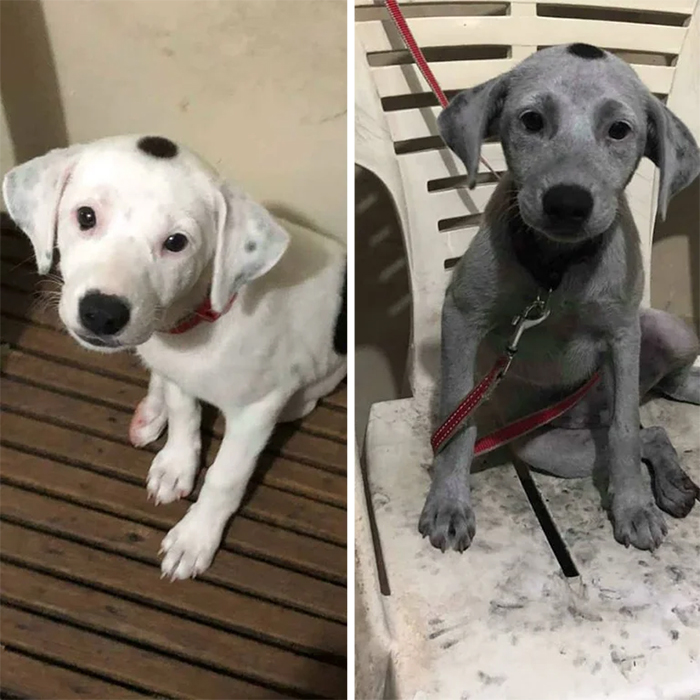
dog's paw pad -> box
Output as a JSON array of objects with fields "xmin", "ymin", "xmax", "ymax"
[
  {"xmin": 147, "ymin": 448, "xmax": 197, "ymax": 505},
  {"xmin": 613, "ymin": 501, "xmax": 667, "ymax": 551},
  {"xmin": 130, "ymin": 397, "xmax": 167, "ymax": 447},
  {"xmin": 160, "ymin": 509, "xmax": 221, "ymax": 580},
  {"xmin": 419, "ymin": 487, "xmax": 476, "ymax": 553}
]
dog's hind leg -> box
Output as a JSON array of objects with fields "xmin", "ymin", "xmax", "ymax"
[
  {"xmin": 641, "ymin": 308, "xmax": 700, "ymax": 405},
  {"xmin": 512, "ymin": 426, "xmax": 601, "ymax": 479},
  {"xmin": 513, "ymin": 425, "xmax": 698, "ymax": 518},
  {"xmin": 130, "ymin": 372, "xmax": 168, "ymax": 447},
  {"xmin": 278, "ymin": 361, "xmax": 347, "ymax": 422},
  {"xmin": 642, "ymin": 425, "xmax": 699, "ymax": 518}
]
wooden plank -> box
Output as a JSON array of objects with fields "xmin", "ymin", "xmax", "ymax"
[
  {"xmin": 1, "ymin": 563, "xmax": 346, "ymax": 698},
  {"xmin": 299, "ymin": 404, "xmax": 346, "ymax": 442},
  {"xmin": 358, "ymin": 16, "xmax": 687, "ymax": 54},
  {"xmin": 0, "ymin": 647, "xmax": 146, "ymax": 699},
  {"xmin": 1, "ymin": 345, "xmax": 144, "ymax": 405},
  {"xmin": 0, "ymin": 515, "xmax": 345, "ymax": 661},
  {"xmin": 0, "ymin": 605, "xmax": 285, "ymax": 700},
  {"xmin": 322, "ymin": 383, "xmax": 347, "ymax": 410},
  {"xmin": 0, "ymin": 460, "xmax": 344, "ymax": 623},
  {"xmin": 1, "ymin": 347, "xmax": 346, "ymax": 475},
  {"xmin": 0, "ymin": 377, "xmax": 346, "ymax": 508},
  {"xmin": 0, "ymin": 412, "xmax": 345, "ymax": 546},
  {"xmin": 0, "ymin": 445, "xmax": 345, "ymax": 585}
]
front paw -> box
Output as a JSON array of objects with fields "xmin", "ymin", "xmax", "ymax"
[
  {"xmin": 612, "ymin": 497, "xmax": 668, "ymax": 551},
  {"xmin": 160, "ymin": 506, "xmax": 223, "ymax": 580},
  {"xmin": 419, "ymin": 479, "xmax": 476, "ymax": 552},
  {"xmin": 147, "ymin": 445, "xmax": 198, "ymax": 505}
]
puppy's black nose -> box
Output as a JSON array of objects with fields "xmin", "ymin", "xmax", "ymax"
[
  {"xmin": 542, "ymin": 185, "xmax": 593, "ymax": 225},
  {"xmin": 79, "ymin": 291, "xmax": 131, "ymax": 336}
]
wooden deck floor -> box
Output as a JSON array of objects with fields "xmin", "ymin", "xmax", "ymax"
[{"xmin": 0, "ymin": 225, "xmax": 347, "ymax": 699}]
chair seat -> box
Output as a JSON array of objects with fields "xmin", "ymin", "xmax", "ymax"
[{"xmin": 364, "ymin": 396, "xmax": 700, "ymax": 700}]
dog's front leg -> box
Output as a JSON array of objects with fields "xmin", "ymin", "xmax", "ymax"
[
  {"xmin": 419, "ymin": 291, "xmax": 487, "ymax": 552},
  {"xmin": 146, "ymin": 380, "xmax": 202, "ymax": 504},
  {"xmin": 159, "ymin": 392, "xmax": 285, "ymax": 580},
  {"xmin": 608, "ymin": 318, "xmax": 667, "ymax": 550}
]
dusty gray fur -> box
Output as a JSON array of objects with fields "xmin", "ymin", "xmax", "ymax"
[{"xmin": 420, "ymin": 44, "xmax": 700, "ymax": 553}]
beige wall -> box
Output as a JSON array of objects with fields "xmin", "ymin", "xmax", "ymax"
[{"xmin": 0, "ymin": 0, "xmax": 347, "ymax": 240}]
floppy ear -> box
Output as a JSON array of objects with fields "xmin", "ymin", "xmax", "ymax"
[
  {"xmin": 2, "ymin": 145, "xmax": 82, "ymax": 274},
  {"xmin": 210, "ymin": 182, "xmax": 290, "ymax": 313},
  {"xmin": 437, "ymin": 76, "xmax": 509, "ymax": 188},
  {"xmin": 645, "ymin": 96, "xmax": 700, "ymax": 221}
]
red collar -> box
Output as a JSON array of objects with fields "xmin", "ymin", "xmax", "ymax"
[{"xmin": 166, "ymin": 294, "xmax": 237, "ymax": 335}]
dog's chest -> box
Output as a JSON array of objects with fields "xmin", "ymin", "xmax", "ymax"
[
  {"xmin": 481, "ymin": 298, "xmax": 616, "ymax": 389},
  {"xmin": 137, "ymin": 326, "xmax": 287, "ymax": 409}
]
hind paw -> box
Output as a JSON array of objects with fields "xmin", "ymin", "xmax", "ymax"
[{"xmin": 652, "ymin": 467, "xmax": 700, "ymax": 518}]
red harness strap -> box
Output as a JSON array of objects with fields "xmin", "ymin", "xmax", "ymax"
[{"xmin": 167, "ymin": 294, "xmax": 236, "ymax": 335}]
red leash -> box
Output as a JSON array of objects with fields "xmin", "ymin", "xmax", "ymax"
[
  {"xmin": 384, "ymin": 0, "xmax": 449, "ymax": 108},
  {"xmin": 383, "ymin": 0, "xmax": 600, "ymax": 456},
  {"xmin": 383, "ymin": 0, "xmax": 500, "ymax": 179}
]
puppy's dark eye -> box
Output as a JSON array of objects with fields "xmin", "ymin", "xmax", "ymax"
[
  {"xmin": 77, "ymin": 206, "xmax": 96, "ymax": 230},
  {"xmin": 608, "ymin": 121, "xmax": 631, "ymax": 140},
  {"xmin": 520, "ymin": 111, "xmax": 544, "ymax": 133},
  {"xmin": 163, "ymin": 233, "xmax": 189, "ymax": 253}
]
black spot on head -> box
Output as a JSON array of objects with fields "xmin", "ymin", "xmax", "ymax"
[
  {"xmin": 244, "ymin": 240, "xmax": 257, "ymax": 253},
  {"xmin": 567, "ymin": 43, "xmax": 605, "ymax": 59},
  {"xmin": 137, "ymin": 135, "xmax": 178, "ymax": 159}
]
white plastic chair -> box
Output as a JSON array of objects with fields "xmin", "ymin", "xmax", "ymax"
[{"xmin": 355, "ymin": 2, "xmax": 700, "ymax": 698}]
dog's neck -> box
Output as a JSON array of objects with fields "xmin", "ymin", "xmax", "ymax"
[{"xmin": 505, "ymin": 183, "xmax": 611, "ymax": 291}]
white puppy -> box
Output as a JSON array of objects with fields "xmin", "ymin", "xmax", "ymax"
[{"xmin": 3, "ymin": 135, "xmax": 347, "ymax": 579}]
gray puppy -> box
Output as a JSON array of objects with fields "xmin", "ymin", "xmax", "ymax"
[{"xmin": 419, "ymin": 43, "xmax": 700, "ymax": 553}]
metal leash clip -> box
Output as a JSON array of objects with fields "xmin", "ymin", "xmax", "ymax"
[{"xmin": 498, "ymin": 290, "xmax": 552, "ymax": 380}]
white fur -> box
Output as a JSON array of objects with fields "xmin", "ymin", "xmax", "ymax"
[{"xmin": 3, "ymin": 135, "xmax": 346, "ymax": 579}]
